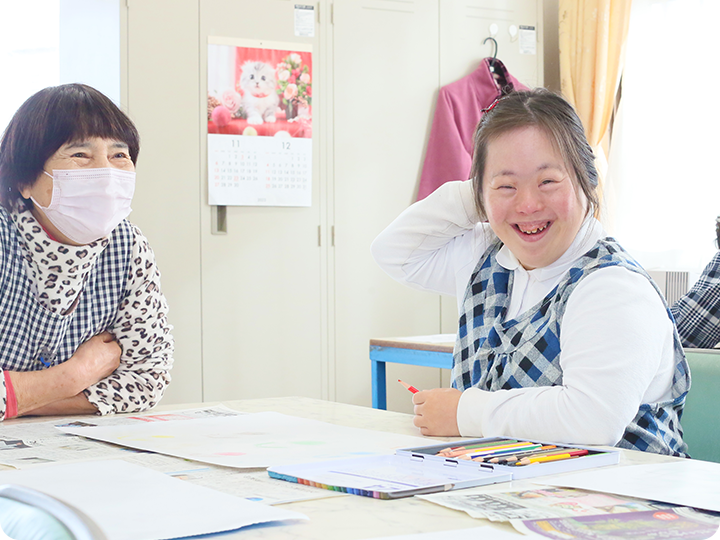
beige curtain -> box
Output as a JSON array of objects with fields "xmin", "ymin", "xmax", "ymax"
[{"xmin": 559, "ymin": 0, "xmax": 632, "ymax": 200}]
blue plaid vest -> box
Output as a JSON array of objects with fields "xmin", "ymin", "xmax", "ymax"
[
  {"xmin": 0, "ymin": 207, "xmax": 132, "ymax": 373},
  {"xmin": 452, "ymin": 237, "xmax": 690, "ymax": 457}
]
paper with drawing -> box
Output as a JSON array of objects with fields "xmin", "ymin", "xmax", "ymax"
[{"xmin": 59, "ymin": 411, "xmax": 430, "ymax": 468}]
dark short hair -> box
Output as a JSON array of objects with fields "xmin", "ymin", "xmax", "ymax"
[
  {"xmin": 0, "ymin": 83, "xmax": 140, "ymax": 209},
  {"xmin": 470, "ymin": 89, "xmax": 598, "ymax": 219}
]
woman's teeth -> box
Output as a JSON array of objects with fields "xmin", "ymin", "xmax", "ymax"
[{"xmin": 519, "ymin": 223, "xmax": 549, "ymax": 235}]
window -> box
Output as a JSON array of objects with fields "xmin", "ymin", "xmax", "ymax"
[
  {"xmin": 605, "ymin": 0, "xmax": 720, "ymax": 273},
  {"xmin": 0, "ymin": 1, "xmax": 60, "ymax": 131},
  {"xmin": 0, "ymin": 0, "xmax": 120, "ymax": 133}
]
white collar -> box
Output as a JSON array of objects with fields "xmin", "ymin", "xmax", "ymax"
[{"xmin": 496, "ymin": 216, "xmax": 606, "ymax": 282}]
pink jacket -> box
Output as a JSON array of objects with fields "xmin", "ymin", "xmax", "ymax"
[{"xmin": 417, "ymin": 58, "xmax": 527, "ymax": 201}]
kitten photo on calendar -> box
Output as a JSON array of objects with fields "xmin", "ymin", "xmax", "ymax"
[
  {"xmin": 239, "ymin": 60, "xmax": 280, "ymax": 125},
  {"xmin": 206, "ymin": 39, "xmax": 313, "ymax": 206}
]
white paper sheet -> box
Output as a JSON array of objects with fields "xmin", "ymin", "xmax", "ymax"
[
  {"xmin": 59, "ymin": 411, "xmax": 430, "ymax": 468},
  {"xmin": 0, "ymin": 460, "xmax": 307, "ymax": 540},
  {"xmin": 0, "ymin": 405, "xmax": 241, "ymax": 469},
  {"xmin": 543, "ymin": 460, "xmax": 720, "ymax": 512},
  {"xmin": 121, "ymin": 452, "xmax": 342, "ymax": 505}
]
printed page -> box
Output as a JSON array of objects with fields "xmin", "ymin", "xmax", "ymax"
[
  {"xmin": 420, "ymin": 485, "xmax": 676, "ymax": 522},
  {"xmin": 513, "ymin": 509, "xmax": 719, "ymax": 540}
]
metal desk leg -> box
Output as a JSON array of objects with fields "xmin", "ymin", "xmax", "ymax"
[{"xmin": 371, "ymin": 359, "xmax": 387, "ymax": 410}]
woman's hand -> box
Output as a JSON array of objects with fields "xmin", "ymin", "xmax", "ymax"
[
  {"xmin": 412, "ymin": 388, "xmax": 462, "ymax": 436},
  {"xmin": 7, "ymin": 332, "xmax": 121, "ymax": 417},
  {"xmin": 63, "ymin": 331, "xmax": 121, "ymax": 392}
]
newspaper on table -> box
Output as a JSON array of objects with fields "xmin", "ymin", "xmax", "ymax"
[
  {"xmin": 419, "ymin": 485, "xmax": 680, "ymax": 523},
  {"xmin": 513, "ymin": 508, "xmax": 720, "ymax": 540}
]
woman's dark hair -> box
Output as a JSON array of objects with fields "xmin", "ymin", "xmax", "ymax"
[
  {"xmin": 0, "ymin": 83, "xmax": 140, "ymax": 209},
  {"xmin": 470, "ymin": 89, "xmax": 598, "ymax": 219}
]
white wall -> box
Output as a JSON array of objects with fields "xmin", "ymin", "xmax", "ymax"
[{"xmin": 119, "ymin": 0, "xmax": 545, "ymax": 410}]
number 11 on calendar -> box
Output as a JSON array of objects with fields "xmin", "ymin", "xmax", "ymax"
[{"xmin": 208, "ymin": 134, "xmax": 312, "ymax": 207}]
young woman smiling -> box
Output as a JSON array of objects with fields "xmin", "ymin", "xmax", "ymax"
[{"xmin": 372, "ymin": 89, "xmax": 689, "ymax": 457}]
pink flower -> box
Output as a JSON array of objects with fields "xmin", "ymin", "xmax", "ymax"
[
  {"xmin": 306, "ymin": 85, "xmax": 312, "ymax": 97},
  {"xmin": 277, "ymin": 69, "xmax": 290, "ymax": 82},
  {"xmin": 221, "ymin": 90, "xmax": 242, "ymax": 114},
  {"xmin": 211, "ymin": 105, "xmax": 232, "ymax": 127},
  {"xmin": 289, "ymin": 53, "xmax": 302, "ymax": 65},
  {"xmin": 283, "ymin": 84, "xmax": 298, "ymax": 100},
  {"xmin": 288, "ymin": 75, "xmax": 297, "ymax": 84},
  {"xmin": 299, "ymin": 72, "xmax": 311, "ymax": 84}
]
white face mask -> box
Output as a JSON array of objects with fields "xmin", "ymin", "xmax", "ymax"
[{"xmin": 32, "ymin": 168, "xmax": 136, "ymax": 244}]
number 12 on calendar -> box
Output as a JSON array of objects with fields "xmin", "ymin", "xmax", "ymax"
[{"xmin": 208, "ymin": 133, "xmax": 312, "ymax": 207}]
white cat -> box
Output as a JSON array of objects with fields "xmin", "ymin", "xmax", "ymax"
[{"xmin": 239, "ymin": 61, "xmax": 279, "ymax": 125}]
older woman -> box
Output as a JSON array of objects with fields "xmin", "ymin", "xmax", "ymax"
[{"xmin": 0, "ymin": 83, "xmax": 173, "ymax": 420}]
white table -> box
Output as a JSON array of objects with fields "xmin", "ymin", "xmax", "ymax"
[{"xmin": 4, "ymin": 397, "xmax": 678, "ymax": 539}]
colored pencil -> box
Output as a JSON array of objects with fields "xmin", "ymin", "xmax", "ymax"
[
  {"xmin": 445, "ymin": 441, "xmax": 538, "ymax": 457},
  {"xmin": 498, "ymin": 448, "xmax": 586, "ymax": 465},
  {"xmin": 446, "ymin": 441, "xmax": 538, "ymax": 458},
  {"xmin": 465, "ymin": 443, "xmax": 543, "ymax": 459},
  {"xmin": 438, "ymin": 439, "xmax": 518, "ymax": 456},
  {"xmin": 514, "ymin": 449, "xmax": 588, "ymax": 466},
  {"xmin": 397, "ymin": 379, "xmax": 419, "ymax": 394},
  {"xmin": 486, "ymin": 445, "xmax": 558, "ymax": 463}
]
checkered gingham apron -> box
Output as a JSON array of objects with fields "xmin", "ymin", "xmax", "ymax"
[
  {"xmin": 452, "ymin": 237, "xmax": 690, "ymax": 457},
  {"xmin": 0, "ymin": 207, "xmax": 132, "ymax": 374}
]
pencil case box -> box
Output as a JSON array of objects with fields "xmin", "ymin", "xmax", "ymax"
[
  {"xmin": 396, "ymin": 436, "xmax": 620, "ymax": 480},
  {"xmin": 267, "ymin": 437, "xmax": 620, "ymax": 499}
]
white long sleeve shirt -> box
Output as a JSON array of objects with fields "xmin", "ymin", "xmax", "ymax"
[{"xmin": 371, "ymin": 181, "xmax": 676, "ymax": 445}]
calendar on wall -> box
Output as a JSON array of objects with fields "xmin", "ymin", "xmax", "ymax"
[{"xmin": 207, "ymin": 37, "xmax": 312, "ymax": 207}]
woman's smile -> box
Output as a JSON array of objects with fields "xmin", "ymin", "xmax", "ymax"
[
  {"xmin": 514, "ymin": 221, "xmax": 551, "ymax": 237},
  {"xmin": 483, "ymin": 126, "xmax": 587, "ymax": 270}
]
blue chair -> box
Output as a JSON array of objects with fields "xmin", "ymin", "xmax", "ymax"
[
  {"xmin": 682, "ymin": 348, "xmax": 720, "ymax": 463},
  {"xmin": 0, "ymin": 485, "xmax": 106, "ymax": 540}
]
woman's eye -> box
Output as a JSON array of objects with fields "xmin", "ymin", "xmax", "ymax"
[
  {"xmin": 541, "ymin": 179, "xmax": 557, "ymax": 185},
  {"xmin": 113, "ymin": 152, "xmax": 129, "ymax": 159},
  {"xmin": 71, "ymin": 152, "xmax": 89, "ymax": 158}
]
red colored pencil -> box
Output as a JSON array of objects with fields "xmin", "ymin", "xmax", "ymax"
[{"xmin": 397, "ymin": 379, "xmax": 419, "ymax": 394}]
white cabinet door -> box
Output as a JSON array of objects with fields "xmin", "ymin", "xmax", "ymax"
[
  {"xmin": 126, "ymin": 0, "xmax": 204, "ymax": 404},
  {"xmin": 198, "ymin": 0, "xmax": 327, "ymax": 401},
  {"xmin": 331, "ymin": 0, "xmax": 445, "ymax": 411},
  {"xmin": 439, "ymin": 0, "xmax": 541, "ymax": 88}
]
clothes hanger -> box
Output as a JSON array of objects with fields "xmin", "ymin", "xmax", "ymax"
[
  {"xmin": 482, "ymin": 36, "xmax": 511, "ymax": 94},
  {"xmin": 482, "ymin": 36, "xmax": 499, "ymax": 72}
]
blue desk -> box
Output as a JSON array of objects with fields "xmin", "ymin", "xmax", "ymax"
[{"xmin": 370, "ymin": 335, "xmax": 454, "ymax": 409}]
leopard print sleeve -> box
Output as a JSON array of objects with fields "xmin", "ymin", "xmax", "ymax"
[{"xmin": 83, "ymin": 225, "xmax": 174, "ymax": 415}]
